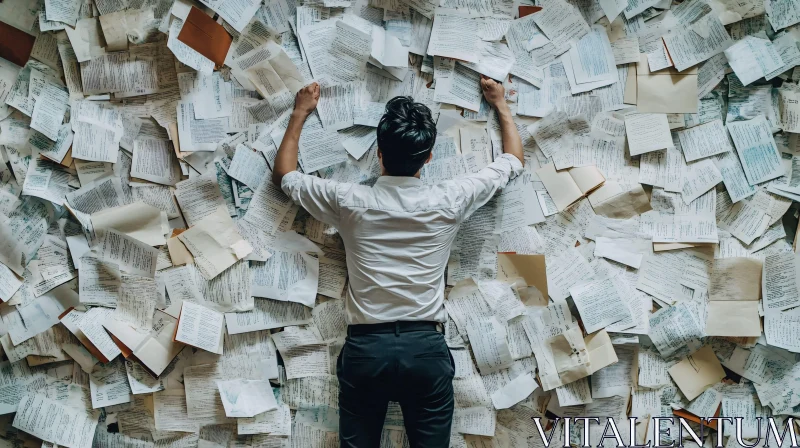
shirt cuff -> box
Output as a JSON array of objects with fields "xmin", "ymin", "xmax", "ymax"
[
  {"xmin": 280, "ymin": 170, "xmax": 303, "ymax": 197},
  {"xmin": 496, "ymin": 153, "xmax": 524, "ymax": 178}
]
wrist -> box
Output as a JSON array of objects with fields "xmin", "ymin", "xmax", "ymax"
[
  {"xmin": 292, "ymin": 109, "xmax": 311, "ymax": 119},
  {"xmin": 494, "ymin": 102, "xmax": 511, "ymax": 114}
]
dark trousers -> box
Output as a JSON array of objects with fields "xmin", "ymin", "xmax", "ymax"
[{"xmin": 337, "ymin": 321, "xmax": 455, "ymax": 448}]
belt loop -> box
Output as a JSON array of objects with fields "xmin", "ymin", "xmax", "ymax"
[
  {"xmin": 395, "ymin": 321, "xmax": 400, "ymax": 336},
  {"xmin": 347, "ymin": 326, "xmax": 351, "ymax": 338}
]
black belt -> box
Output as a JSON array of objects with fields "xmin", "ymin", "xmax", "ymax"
[{"xmin": 348, "ymin": 321, "xmax": 440, "ymax": 336}]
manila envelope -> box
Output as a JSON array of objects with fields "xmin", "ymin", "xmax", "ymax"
[
  {"xmin": 496, "ymin": 253, "xmax": 548, "ymax": 299},
  {"xmin": 177, "ymin": 6, "xmax": 232, "ymax": 68},
  {"xmin": 668, "ymin": 345, "xmax": 726, "ymax": 401},
  {"xmin": 518, "ymin": 5, "xmax": 542, "ymax": 16},
  {"xmin": 0, "ymin": 21, "xmax": 35, "ymax": 67},
  {"xmin": 636, "ymin": 54, "xmax": 698, "ymax": 114}
]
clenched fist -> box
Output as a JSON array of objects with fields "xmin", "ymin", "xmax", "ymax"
[
  {"xmin": 480, "ymin": 75, "xmax": 506, "ymax": 109},
  {"xmin": 294, "ymin": 82, "xmax": 320, "ymax": 116}
]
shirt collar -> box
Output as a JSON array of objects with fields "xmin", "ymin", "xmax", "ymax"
[{"xmin": 375, "ymin": 176, "xmax": 423, "ymax": 187}]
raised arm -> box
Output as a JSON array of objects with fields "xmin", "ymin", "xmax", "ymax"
[
  {"xmin": 480, "ymin": 76, "xmax": 524, "ymax": 166},
  {"xmin": 271, "ymin": 82, "xmax": 320, "ymax": 186}
]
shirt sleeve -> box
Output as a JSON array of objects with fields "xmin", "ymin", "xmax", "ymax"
[
  {"xmin": 455, "ymin": 153, "xmax": 524, "ymax": 222},
  {"xmin": 280, "ymin": 171, "xmax": 342, "ymax": 227}
]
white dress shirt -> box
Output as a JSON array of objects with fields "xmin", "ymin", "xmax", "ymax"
[{"xmin": 281, "ymin": 153, "xmax": 523, "ymax": 325}]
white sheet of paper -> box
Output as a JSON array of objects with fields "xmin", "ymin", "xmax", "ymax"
[
  {"xmin": 175, "ymin": 300, "xmax": 225, "ymax": 354},
  {"xmin": 727, "ymin": 115, "xmax": 785, "ymax": 185},
  {"xmin": 13, "ymin": 394, "xmax": 99, "ymax": 448},
  {"xmin": 426, "ymin": 9, "xmax": 480, "ymax": 63},
  {"xmin": 217, "ymin": 379, "xmax": 278, "ymax": 417},
  {"xmin": 625, "ymin": 113, "xmax": 673, "ymax": 156}
]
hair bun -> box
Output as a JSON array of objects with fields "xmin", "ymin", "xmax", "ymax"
[
  {"xmin": 384, "ymin": 96, "xmax": 432, "ymax": 130},
  {"xmin": 377, "ymin": 96, "xmax": 437, "ymax": 175},
  {"xmin": 406, "ymin": 106, "xmax": 428, "ymax": 128}
]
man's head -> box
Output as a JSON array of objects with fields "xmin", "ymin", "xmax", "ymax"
[{"xmin": 377, "ymin": 96, "xmax": 437, "ymax": 177}]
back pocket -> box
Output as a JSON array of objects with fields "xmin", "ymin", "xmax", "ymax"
[
  {"xmin": 344, "ymin": 337, "xmax": 378, "ymax": 362},
  {"xmin": 412, "ymin": 332, "xmax": 450, "ymax": 359}
]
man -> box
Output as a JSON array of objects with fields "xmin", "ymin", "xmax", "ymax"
[{"xmin": 272, "ymin": 77, "xmax": 524, "ymax": 448}]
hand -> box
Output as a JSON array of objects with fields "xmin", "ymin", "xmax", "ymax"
[
  {"xmin": 294, "ymin": 82, "xmax": 320, "ymax": 116},
  {"xmin": 480, "ymin": 75, "xmax": 506, "ymax": 109}
]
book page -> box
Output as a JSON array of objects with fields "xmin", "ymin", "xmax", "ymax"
[
  {"xmin": 175, "ymin": 300, "xmax": 225, "ymax": 354},
  {"xmin": 13, "ymin": 394, "xmax": 99, "ymax": 448}
]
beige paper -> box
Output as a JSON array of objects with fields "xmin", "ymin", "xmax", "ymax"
[
  {"xmin": 177, "ymin": 208, "xmax": 253, "ymax": 280},
  {"xmin": 624, "ymin": 64, "xmax": 637, "ymax": 105},
  {"xmin": 92, "ymin": 201, "xmax": 170, "ymax": 246},
  {"xmin": 709, "ymin": 257, "xmax": 762, "ymax": 301},
  {"xmin": 98, "ymin": 11, "xmax": 129, "ymax": 52},
  {"xmin": 548, "ymin": 326, "xmax": 591, "ymax": 384},
  {"xmin": 588, "ymin": 181, "xmax": 652, "ymax": 219},
  {"xmin": 668, "ymin": 346, "xmax": 726, "ymax": 400},
  {"xmin": 64, "ymin": 17, "xmax": 106, "ymax": 62},
  {"xmin": 536, "ymin": 163, "xmax": 583, "ymax": 211},
  {"xmin": 242, "ymin": 41, "xmax": 306, "ymax": 96},
  {"xmin": 636, "ymin": 55, "xmax": 698, "ymax": 114},
  {"xmin": 569, "ymin": 166, "xmax": 606, "ymax": 195},
  {"xmin": 496, "ymin": 253, "xmax": 548, "ymax": 299},
  {"xmin": 585, "ymin": 330, "xmax": 619, "ymax": 374},
  {"xmin": 653, "ymin": 242, "xmax": 700, "ymax": 252},
  {"xmin": 705, "ymin": 301, "xmax": 762, "ymax": 337},
  {"xmin": 167, "ymin": 230, "xmax": 194, "ymax": 266}
]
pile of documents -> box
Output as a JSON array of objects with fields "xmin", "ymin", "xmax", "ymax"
[{"xmin": 2, "ymin": 0, "xmax": 800, "ymax": 445}]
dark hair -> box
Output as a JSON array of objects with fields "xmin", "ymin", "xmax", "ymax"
[{"xmin": 376, "ymin": 96, "xmax": 437, "ymax": 177}]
